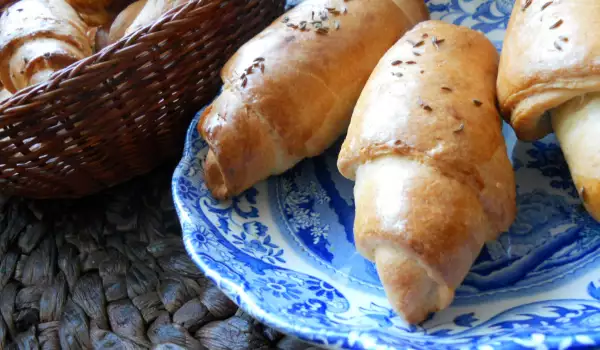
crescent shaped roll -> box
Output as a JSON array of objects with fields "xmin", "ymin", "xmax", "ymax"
[
  {"xmin": 108, "ymin": 0, "xmax": 147, "ymax": 44},
  {"xmin": 337, "ymin": 20, "xmax": 516, "ymax": 323},
  {"xmin": 65, "ymin": 0, "xmax": 115, "ymax": 26},
  {"xmin": 497, "ymin": 0, "xmax": 600, "ymax": 220},
  {"xmin": 0, "ymin": 0, "xmax": 92, "ymax": 93},
  {"xmin": 124, "ymin": 0, "xmax": 187, "ymax": 37},
  {"xmin": 198, "ymin": 0, "xmax": 429, "ymax": 199}
]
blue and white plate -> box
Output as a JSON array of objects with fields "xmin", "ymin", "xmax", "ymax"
[{"xmin": 173, "ymin": 1, "xmax": 600, "ymax": 349}]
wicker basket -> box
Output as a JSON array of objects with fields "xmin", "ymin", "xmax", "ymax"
[{"xmin": 0, "ymin": 0, "xmax": 285, "ymax": 199}]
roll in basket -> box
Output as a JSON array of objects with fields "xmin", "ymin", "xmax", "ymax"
[{"xmin": 0, "ymin": 0, "xmax": 286, "ymax": 199}]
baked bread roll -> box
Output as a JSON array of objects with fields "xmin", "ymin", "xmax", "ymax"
[
  {"xmin": 65, "ymin": 0, "xmax": 115, "ymax": 26},
  {"xmin": 497, "ymin": 0, "xmax": 600, "ymax": 221},
  {"xmin": 95, "ymin": 24, "xmax": 112, "ymax": 52},
  {"xmin": 0, "ymin": 0, "xmax": 93, "ymax": 93},
  {"xmin": 0, "ymin": 88, "xmax": 11, "ymax": 102},
  {"xmin": 337, "ymin": 20, "xmax": 516, "ymax": 323},
  {"xmin": 198, "ymin": 0, "xmax": 429, "ymax": 199},
  {"xmin": 124, "ymin": 0, "xmax": 186, "ymax": 36},
  {"xmin": 108, "ymin": 0, "xmax": 147, "ymax": 44},
  {"xmin": 0, "ymin": 1, "xmax": 14, "ymax": 10}
]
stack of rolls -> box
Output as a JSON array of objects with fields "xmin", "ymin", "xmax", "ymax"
[{"xmin": 196, "ymin": 0, "xmax": 518, "ymax": 324}]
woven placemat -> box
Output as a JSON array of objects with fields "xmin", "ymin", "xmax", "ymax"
[{"xmin": 0, "ymin": 165, "xmax": 320, "ymax": 349}]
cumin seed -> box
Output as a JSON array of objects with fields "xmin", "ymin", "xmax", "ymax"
[
  {"xmin": 391, "ymin": 60, "xmax": 402, "ymax": 66},
  {"xmin": 521, "ymin": 0, "xmax": 532, "ymax": 11},
  {"xmin": 418, "ymin": 97, "xmax": 432, "ymax": 111},
  {"xmin": 554, "ymin": 41, "xmax": 563, "ymax": 51},
  {"xmin": 549, "ymin": 19, "xmax": 563, "ymax": 29},
  {"xmin": 541, "ymin": 1, "xmax": 553, "ymax": 10},
  {"xmin": 432, "ymin": 36, "xmax": 445, "ymax": 50},
  {"xmin": 413, "ymin": 40, "xmax": 425, "ymax": 48}
]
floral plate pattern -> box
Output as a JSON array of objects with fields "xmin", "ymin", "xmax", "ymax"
[{"xmin": 173, "ymin": 1, "xmax": 600, "ymax": 349}]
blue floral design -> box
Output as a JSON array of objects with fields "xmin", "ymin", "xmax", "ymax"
[
  {"xmin": 188, "ymin": 224, "xmax": 218, "ymax": 251},
  {"xmin": 288, "ymin": 299, "xmax": 328, "ymax": 319},
  {"xmin": 526, "ymin": 140, "xmax": 579, "ymax": 198},
  {"xmin": 254, "ymin": 277, "xmax": 303, "ymax": 301},
  {"xmin": 454, "ymin": 313, "xmax": 479, "ymax": 328},
  {"xmin": 306, "ymin": 280, "xmax": 343, "ymax": 301},
  {"xmin": 177, "ymin": 177, "xmax": 199, "ymax": 201},
  {"xmin": 200, "ymin": 185, "xmax": 286, "ymax": 265},
  {"xmin": 589, "ymin": 281, "xmax": 600, "ymax": 301},
  {"xmin": 428, "ymin": 0, "xmax": 510, "ymax": 50}
]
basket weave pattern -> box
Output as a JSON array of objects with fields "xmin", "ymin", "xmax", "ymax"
[
  {"xmin": 0, "ymin": 0, "xmax": 285, "ymax": 199},
  {"xmin": 0, "ymin": 167, "xmax": 322, "ymax": 349}
]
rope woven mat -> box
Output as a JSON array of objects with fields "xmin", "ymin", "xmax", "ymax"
[{"xmin": 0, "ymin": 166, "xmax": 320, "ymax": 350}]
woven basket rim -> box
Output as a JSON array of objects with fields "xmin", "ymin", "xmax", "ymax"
[
  {"xmin": 0, "ymin": 0, "xmax": 285, "ymax": 199},
  {"xmin": 0, "ymin": 0, "xmax": 220, "ymax": 115}
]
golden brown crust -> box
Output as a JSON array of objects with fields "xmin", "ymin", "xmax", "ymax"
[
  {"xmin": 575, "ymin": 176, "xmax": 600, "ymax": 222},
  {"xmin": 497, "ymin": 0, "xmax": 600, "ymax": 140},
  {"xmin": 338, "ymin": 20, "xmax": 514, "ymax": 232},
  {"xmin": 199, "ymin": 0, "xmax": 429, "ymax": 199},
  {"xmin": 337, "ymin": 21, "xmax": 516, "ymax": 323},
  {"xmin": 0, "ymin": 0, "xmax": 93, "ymax": 92},
  {"xmin": 124, "ymin": 0, "xmax": 186, "ymax": 36},
  {"xmin": 498, "ymin": 1, "xmax": 600, "ymax": 220},
  {"xmin": 374, "ymin": 244, "xmax": 454, "ymax": 324},
  {"xmin": 108, "ymin": 0, "xmax": 147, "ymax": 44},
  {"xmin": 550, "ymin": 92, "xmax": 600, "ymax": 222},
  {"xmin": 65, "ymin": 0, "xmax": 115, "ymax": 26}
]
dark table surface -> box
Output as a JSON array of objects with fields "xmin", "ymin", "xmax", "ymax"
[{"xmin": 0, "ymin": 165, "xmax": 321, "ymax": 349}]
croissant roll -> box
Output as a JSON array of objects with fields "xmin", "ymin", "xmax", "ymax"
[
  {"xmin": 497, "ymin": 0, "xmax": 600, "ymax": 221},
  {"xmin": 108, "ymin": 0, "xmax": 147, "ymax": 44},
  {"xmin": 0, "ymin": 88, "xmax": 10, "ymax": 102},
  {"xmin": 198, "ymin": 0, "xmax": 429, "ymax": 199},
  {"xmin": 0, "ymin": 0, "xmax": 93, "ymax": 93},
  {"xmin": 337, "ymin": 20, "xmax": 516, "ymax": 323},
  {"xmin": 124, "ymin": 0, "xmax": 187, "ymax": 36},
  {"xmin": 65, "ymin": 0, "xmax": 115, "ymax": 26}
]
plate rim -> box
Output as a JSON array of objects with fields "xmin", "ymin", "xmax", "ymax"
[
  {"xmin": 172, "ymin": 0, "xmax": 600, "ymax": 347},
  {"xmin": 173, "ymin": 111, "xmax": 600, "ymax": 350}
]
